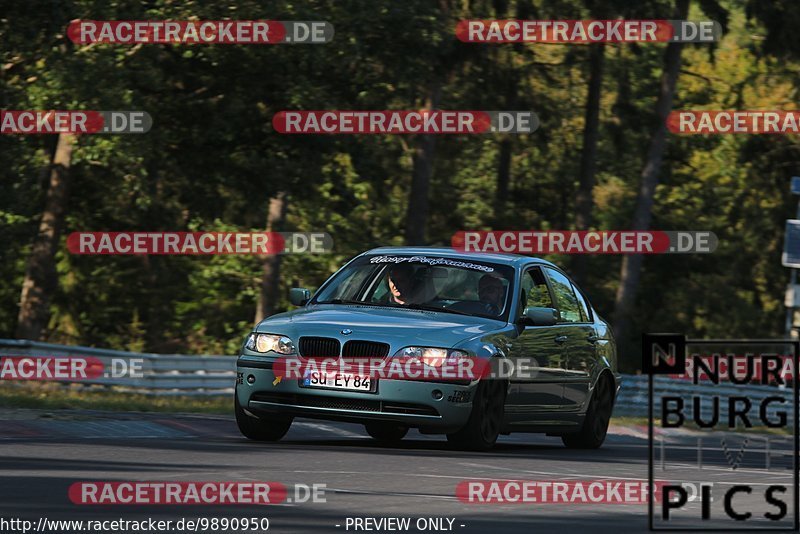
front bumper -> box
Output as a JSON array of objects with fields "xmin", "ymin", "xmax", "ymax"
[{"xmin": 236, "ymin": 356, "xmax": 477, "ymax": 433}]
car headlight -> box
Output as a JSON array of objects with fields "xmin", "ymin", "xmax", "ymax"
[
  {"xmin": 394, "ymin": 347, "xmax": 469, "ymax": 368},
  {"xmin": 245, "ymin": 333, "xmax": 295, "ymax": 354}
]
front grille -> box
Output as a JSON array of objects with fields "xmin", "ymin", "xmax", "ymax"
[
  {"xmin": 298, "ymin": 396, "xmax": 381, "ymax": 412},
  {"xmin": 251, "ymin": 392, "xmax": 439, "ymax": 417},
  {"xmin": 342, "ymin": 340, "xmax": 390, "ymax": 358},
  {"xmin": 299, "ymin": 337, "xmax": 340, "ymax": 358}
]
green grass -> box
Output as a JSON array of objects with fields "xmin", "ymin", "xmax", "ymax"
[
  {"xmin": 610, "ymin": 416, "xmax": 649, "ymax": 427},
  {"xmin": 0, "ymin": 382, "xmax": 230, "ymax": 414}
]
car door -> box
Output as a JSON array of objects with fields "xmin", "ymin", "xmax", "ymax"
[
  {"xmin": 542, "ymin": 267, "xmax": 597, "ymax": 410},
  {"xmin": 504, "ymin": 266, "xmax": 568, "ymax": 423}
]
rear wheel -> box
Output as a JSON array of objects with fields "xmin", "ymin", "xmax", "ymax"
[
  {"xmin": 235, "ymin": 394, "xmax": 293, "ymax": 442},
  {"xmin": 447, "ymin": 379, "xmax": 506, "ymax": 451},
  {"xmin": 562, "ymin": 374, "xmax": 614, "ymax": 449},
  {"xmin": 365, "ymin": 423, "xmax": 408, "ymax": 444}
]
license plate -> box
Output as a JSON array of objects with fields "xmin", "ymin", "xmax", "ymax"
[{"xmin": 302, "ymin": 371, "xmax": 372, "ymax": 392}]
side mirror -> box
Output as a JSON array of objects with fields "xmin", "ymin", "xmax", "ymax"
[
  {"xmin": 520, "ymin": 307, "xmax": 559, "ymax": 326},
  {"xmin": 289, "ymin": 287, "xmax": 311, "ymax": 306}
]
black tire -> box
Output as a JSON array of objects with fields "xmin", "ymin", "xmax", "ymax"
[
  {"xmin": 234, "ymin": 394, "xmax": 293, "ymax": 442},
  {"xmin": 447, "ymin": 379, "xmax": 506, "ymax": 451},
  {"xmin": 364, "ymin": 423, "xmax": 409, "ymax": 444},
  {"xmin": 562, "ymin": 374, "xmax": 614, "ymax": 449}
]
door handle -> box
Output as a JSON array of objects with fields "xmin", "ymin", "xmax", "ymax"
[
  {"xmin": 587, "ymin": 335, "xmax": 598, "ymax": 343},
  {"xmin": 554, "ymin": 335, "xmax": 568, "ymax": 344}
]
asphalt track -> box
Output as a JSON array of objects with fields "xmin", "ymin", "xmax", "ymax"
[{"xmin": 0, "ymin": 409, "xmax": 795, "ymax": 533}]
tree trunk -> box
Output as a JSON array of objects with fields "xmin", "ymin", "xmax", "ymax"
[
  {"xmin": 612, "ymin": 0, "xmax": 690, "ymax": 367},
  {"xmin": 575, "ymin": 43, "xmax": 605, "ymax": 232},
  {"xmin": 16, "ymin": 133, "xmax": 75, "ymax": 340},
  {"xmin": 404, "ymin": 85, "xmax": 440, "ymax": 246},
  {"xmin": 255, "ymin": 192, "xmax": 287, "ymax": 323},
  {"xmin": 494, "ymin": 45, "xmax": 519, "ymax": 226},
  {"xmin": 573, "ymin": 43, "xmax": 605, "ymax": 284},
  {"xmin": 494, "ymin": 138, "xmax": 512, "ymax": 225}
]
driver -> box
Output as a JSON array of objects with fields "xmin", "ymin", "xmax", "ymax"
[
  {"xmin": 387, "ymin": 264, "xmax": 416, "ymax": 305},
  {"xmin": 478, "ymin": 274, "xmax": 505, "ymax": 315}
]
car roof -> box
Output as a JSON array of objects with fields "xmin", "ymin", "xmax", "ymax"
[{"xmin": 360, "ymin": 246, "xmax": 557, "ymax": 269}]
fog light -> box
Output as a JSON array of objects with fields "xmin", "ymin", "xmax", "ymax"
[
  {"xmin": 247, "ymin": 375, "xmax": 256, "ymax": 384},
  {"xmin": 432, "ymin": 389, "xmax": 443, "ymax": 400}
]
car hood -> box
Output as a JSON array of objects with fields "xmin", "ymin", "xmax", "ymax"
[{"xmin": 255, "ymin": 304, "xmax": 504, "ymax": 349}]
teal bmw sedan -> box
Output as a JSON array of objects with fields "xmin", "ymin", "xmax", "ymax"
[{"xmin": 235, "ymin": 247, "xmax": 619, "ymax": 451}]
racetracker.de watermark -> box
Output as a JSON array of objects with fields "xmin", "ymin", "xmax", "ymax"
[
  {"xmin": 668, "ymin": 111, "xmax": 800, "ymax": 134},
  {"xmin": 0, "ymin": 356, "xmax": 144, "ymax": 381},
  {"xmin": 0, "ymin": 111, "xmax": 151, "ymax": 134},
  {"xmin": 452, "ymin": 231, "xmax": 718, "ymax": 254},
  {"xmin": 456, "ymin": 480, "xmax": 666, "ymax": 504},
  {"xmin": 69, "ymin": 482, "xmax": 289, "ymax": 505},
  {"xmin": 67, "ymin": 20, "xmax": 333, "ymax": 44},
  {"xmin": 456, "ymin": 20, "xmax": 721, "ymax": 43},
  {"xmin": 272, "ymin": 111, "xmax": 538, "ymax": 134},
  {"xmin": 66, "ymin": 232, "xmax": 333, "ymax": 255},
  {"xmin": 270, "ymin": 356, "xmax": 546, "ymax": 382},
  {"xmin": 0, "ymin": 356, "xmax": 103, "ymax": 380}
]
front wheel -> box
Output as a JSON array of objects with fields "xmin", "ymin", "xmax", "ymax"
[
  {"xmin": 447, "ymin": 379, "xmax": 506, "ymax": 451},
  {"xmin": 562, "ymin": 374, "xmax": 614, "ymax": 449},
  {"xmin": 235, "ymin": 394, "xmax": 293, "ymax": 442}
]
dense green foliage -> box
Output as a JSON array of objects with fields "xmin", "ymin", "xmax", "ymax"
[{"xmin": 1, "ymin": 0, "xmax": 799, "ymax": 370}]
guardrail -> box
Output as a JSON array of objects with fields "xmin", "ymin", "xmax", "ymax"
[
  {"xmin": 0, "ymin": 340, "xmax": 791, "ymax": 413},
  {"xmin": 0, "ymin": 339, "xmax": 236, "ymax": 396}
]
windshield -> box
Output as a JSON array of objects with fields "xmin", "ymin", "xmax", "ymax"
[{"xmin": 311, "ymin": 254, "xmax": 515, "ymax": 320}]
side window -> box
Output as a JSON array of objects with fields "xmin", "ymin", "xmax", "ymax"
[
  {"xmin": 544, "ymin": 268, "xmax": 583, "ymax": 323},
  {"xmin": 572, "ymin": 284, "xmax": 593, "ymax": 322},
  {"xmin": 519, "ymin": 267, "xmax": 553, "ymax": 318}
]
